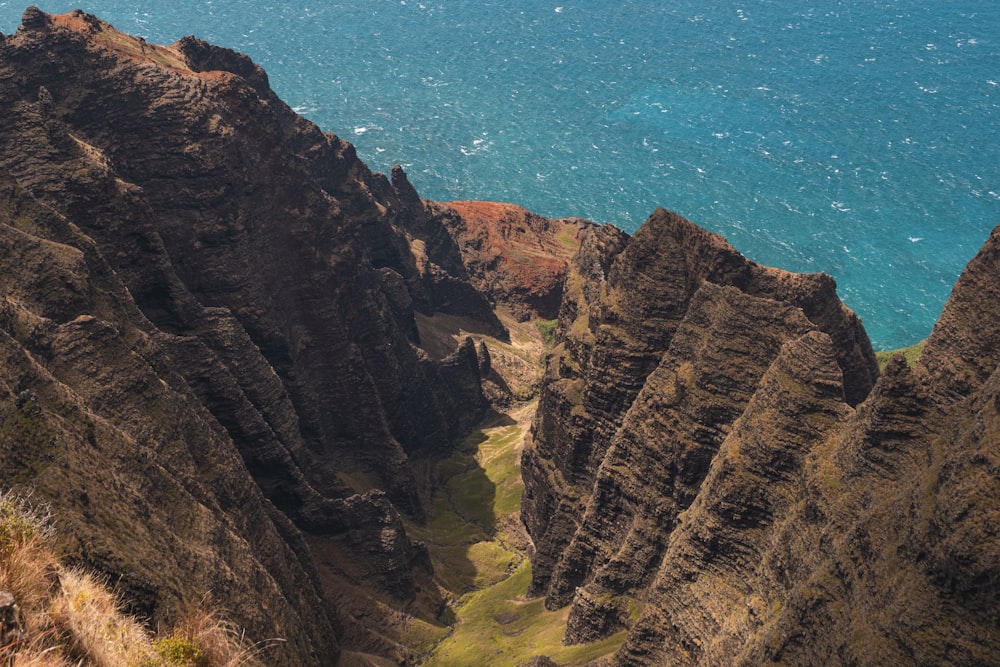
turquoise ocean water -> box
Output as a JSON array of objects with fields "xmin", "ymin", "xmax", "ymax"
[{"xmin": 2, "ymin": 1, "xmax": 997, "ymax": 349}]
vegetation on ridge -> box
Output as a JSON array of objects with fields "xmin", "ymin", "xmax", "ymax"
[{"xmin": 874, "ymin": 339, "xmax": 926, "ymax": 371}]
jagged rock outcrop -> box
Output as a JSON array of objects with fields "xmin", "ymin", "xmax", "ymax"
[
  {"xmin": 537, "ymin": 283, "xmax": 827, "ymax": 610},
  {"xmin": 611, "ymin": 230, "xmax": 1000, "ymax": 665},
  {"xmin": 522, "ymin": 209, "xmax": 877, "ymax": 605},
  {"xmin": 522, "ymin": 207, "xmax": 1000, "ymax": 664},
  {"xmin": 614, "ymin": 330, "xmax": 854, "ymax": 665},
  {"xmin": 0, "ymin": 171, "xmax": 341, "ymax": 663}
]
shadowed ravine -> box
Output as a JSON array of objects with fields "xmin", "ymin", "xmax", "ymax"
[
  {"xmin": 413, "ymin": 401, "xmax": 628, "ymax": 666},
  {"xmin": 401, "ymin": 310, "xmax": 629, "ymax": 665}
]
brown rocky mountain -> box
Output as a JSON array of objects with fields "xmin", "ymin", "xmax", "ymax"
[
  {"xmin": 522, "ymin": 210, "xmax": 1000, "ymax": 664},
  {"xmin": 0, "ymin": 8, "xmax": 545, "ymax": 664},
  {"xmin": 0, "ymin": 7, "xmax": 997, "ymax": 667}
]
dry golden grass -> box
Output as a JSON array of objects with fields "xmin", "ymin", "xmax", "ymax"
[
  {"xmin": 0, "ymin": 538, "xmax": 57, "ymax": 640},
  {"xmin": 53, "ymin": 568, "xmax": 157, "ymax": 665},
  {"xmin": 10, "ymin": 651, "xmax": 70, "ymax": 666},
  {"xmin": 0, "ymin": 489, "xmax": 262, "ymax": 667},
  {"xmin": 164, "ymin": 599, "xmax": 267, "ymax": 667}
]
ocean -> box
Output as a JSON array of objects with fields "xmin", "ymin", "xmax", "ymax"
[{"xmin": 2, "ymin": 1, "xmax": 997, "ymax": 349}]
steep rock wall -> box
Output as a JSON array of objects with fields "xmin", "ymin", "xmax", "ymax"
[
  {"xmin": 0, "ymin": 9, "xmax": 500, "ymax": 664},
  {"xmin": 612, "ymin": 228, "xmax": 1000, "ymax": 665},
  {"xmin": 523, "ymin": 210, "xmax": 999, "ymax": 663},
  {"xmin": 522, "ymin": 208, "xmax": 877, "ymax": 606}
]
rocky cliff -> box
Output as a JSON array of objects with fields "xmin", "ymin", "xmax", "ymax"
[
  {"xmin": 1, "ymin": 7, "xmax": 997, "ymax": 667},
  {"xmin": 0, "ymin": 8, "xmax": 555, "ymax": 664},
  {"xmin": 426, "ymin": 200, "xmax": 594, "ymax": 322},
  {"xmin": 522, "ymin": 209, "xmax": 877, "ymax": 604},
  {"xmin": 522, "ymin": 209, "xmax": 1000, "ymax": 664}
]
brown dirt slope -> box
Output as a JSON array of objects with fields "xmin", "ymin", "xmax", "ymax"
[{"xmin": 429, "ymin": 200, "xmax": 594, "ymax": 322}]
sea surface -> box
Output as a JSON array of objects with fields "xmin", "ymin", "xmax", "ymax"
[{"xmin": 3, "ymin": 1, "xmax": 998, "ymax": 349}]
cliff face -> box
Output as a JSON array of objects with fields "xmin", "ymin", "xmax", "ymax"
[
  {"xmin": 0, "ymin": 8, "xmax": 518, "ymax": 664},
  {"xmin": 1, "ymin": 8, "xmax": 997, "ymax": 667},
  {"xmin": 522, "ymin": 208, "xmax": 1000, "ymax": 663},
  {"xmin": 612, "ymin": 228, "xmax": 1000, "ymax": 666},
  {"xmin": 522, "ymin": 209, "xmax": 877, "ymax": 604}
]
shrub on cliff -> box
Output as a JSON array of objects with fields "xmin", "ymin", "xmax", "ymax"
[{"xmin": 536, "ymin": 319, "xmax": 558, "ymax": 347}]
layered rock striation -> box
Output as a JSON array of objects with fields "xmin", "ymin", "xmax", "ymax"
[
  {"xmin": 522, "ymin": 208, "xmax": 877, "ymax": 605},
  {"xmin": 0, "ymin": 8, "xmax": 542, "ymax": 664},
  {"xmin": 1, "ymin": 7, "xmax": 998, "ymax": 667},
  {"xmin": 522, "ymin": 210, "xmax": 1000, "ymax": 663}
]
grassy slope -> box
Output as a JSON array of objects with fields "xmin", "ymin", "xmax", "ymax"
[
  {"xmin": 408, "ymin": 315, "xmax": 625, "ymax": 665},
  {"xmin": 411, "ymin": 407, "xmax": 625, "ymax": 666},
  {"xmin": 430, "ymin": 561, "xmax": 626, "ymax": 666},
  {"xmin": 874, "ymin": 340, "xmax": 926, "ymax": 371}
]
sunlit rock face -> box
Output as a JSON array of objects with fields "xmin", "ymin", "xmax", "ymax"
[{"xmin": 523, "ymin": 207, "xmax": 1000, "ymax": 665}]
